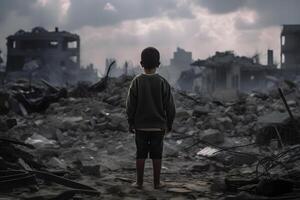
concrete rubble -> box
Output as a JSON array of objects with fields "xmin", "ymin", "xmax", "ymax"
[{"xmin": 0, "ymin": 72, "xmax": 300, "ymax": 199}]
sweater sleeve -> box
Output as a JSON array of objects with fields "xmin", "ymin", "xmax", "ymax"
[
  {"xmin": 164, "ymin": 81, "xmax": 176, "ymax": 131},
  {"xmin": 126, "ymin": 78, "xmax": 138, "ymax": 127}
]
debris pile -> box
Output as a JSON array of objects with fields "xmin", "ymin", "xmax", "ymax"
[{"xmin": 0, "ymin": 73, "xmax": 300, "ymax": 199}]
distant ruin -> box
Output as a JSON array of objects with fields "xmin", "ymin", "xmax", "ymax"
[
  {"xmin": 5, "ymin": 27, "xmax": 98, "ymax": 85},
  {"xmin": 173, "ymin": 25, "xmax": 300, "ymax": 96},
  {"xmin": 281, "ymin": 25, "xmax": 300, "ymax": 69}
]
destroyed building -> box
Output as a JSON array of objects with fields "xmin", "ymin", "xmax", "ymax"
[
  {"xmin": 170, "ymin": 47, "xmax": 193, "ymax": 68},
  {"xmin": 191, "ymin": 51, "xmax": 279, "ymax": 95},
  {"xmin": 281, "ymin": 25, "xmax": 300, "ymax": 69},
  {"xmin": 173, "ymin": 25, "xmax": 300, "ymax": 95},
  {"xmin": 5, "ymin": 27, "xmax": 98, "ymax": 85},
  {"xmin": 0, "ymin": 50, "xmax": 4, "ymax": 72},
  {"xmin": 279, "ymin": 25, "xmax": 300, "ymax": 81},
  {"xmin": 159, "ymin": 47, "xmax": 194, "ymax": 87}
]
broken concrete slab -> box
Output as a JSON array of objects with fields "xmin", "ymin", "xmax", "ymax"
[
  {"xmin": 257, "ymin": 111, "xmax": 290, "ymax": 125},
  {"xmin": 200, "ymin": 129, "xmax": 225, "ymax": 144}
]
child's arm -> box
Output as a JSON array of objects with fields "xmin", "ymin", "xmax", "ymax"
[
  {"xmin": 126, "ymin": 79, "xmax": 138, "ymax": 133},
  {"xmin": 164, "ymin": 83, "xmax": 176, "ymax": 132}
]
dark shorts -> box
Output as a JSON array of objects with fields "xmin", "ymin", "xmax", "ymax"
[{"xmin": 135, "ymin": 130, "xmax": 165, "ymax": 159}]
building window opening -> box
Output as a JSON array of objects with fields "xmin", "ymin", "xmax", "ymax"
[
  {"xmin": 68, "ymin": 41, "xmax": 78, "ymax": 49},
  {"xmin": 13, "ymin": 41, "xmax": 16, "ymax": 49},
  {"xmin": 282, "ymin": 36, "xmax": 285, "ymax": 46},
  {"xmin": 70, "ymin": 56, "xmax": 78, "ymax": 63},
  {"xmin": 282, "ymin": 53, "xmax": 285, "ymax": 64},
  {"xmin": 49, "ymin": 41, "xmax": 59, "ymax": 48}
]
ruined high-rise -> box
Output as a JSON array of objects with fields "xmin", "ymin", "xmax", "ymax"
[{"xmin": 281, "ymin": 25, "xmax": 300, "ymax": 68}]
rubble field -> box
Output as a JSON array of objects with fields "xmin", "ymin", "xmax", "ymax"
[{"xmin": 0, "ymin": 75, "xmax": 300, "ymax": 200}]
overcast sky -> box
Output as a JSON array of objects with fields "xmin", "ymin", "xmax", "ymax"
[{"xmin": 0, "ymin": 0, "xmax": 300, "ymax": 73}]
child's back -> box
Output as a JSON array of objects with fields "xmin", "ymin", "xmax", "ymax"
[
  {"xmin": 127, "ymin": 73, "xmax": 175, "ymax": 131},
  {"xmin": 126, "ymin": 47, "xmax": 175, "ymax": 189}
]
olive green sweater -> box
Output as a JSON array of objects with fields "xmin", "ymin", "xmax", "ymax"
[{"xmin": 126, "ymin": 73, "xmax": 176, "ymax": 131}]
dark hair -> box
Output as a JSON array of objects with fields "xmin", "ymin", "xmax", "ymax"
[{"xmin": 140, "ymin": 47, "xmax": 160, "ymax": 69}]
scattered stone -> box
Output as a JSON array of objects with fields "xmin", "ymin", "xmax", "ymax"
[
  {"xmin": 200, "ymin": 129, "xmax": 224, "ymax": 144},
  {"xmin": 192, "ymin": 106, "xmax": 209, "ymax": 117}
]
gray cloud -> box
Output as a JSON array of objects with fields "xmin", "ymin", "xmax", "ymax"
[
  {"xmin": 0, "ymin": 0, "xmax": 195, "ymax": 31},
  {"xmin": 198, "ymin": 0, "xmax": 246, "ymax": 14},
  {"xmin": 246, "ymin": 0, "xmax": 300, "ymax": 28},
  {"xmin": 198, "ymin": 0, "xmax": 300, "ymax": 29},
  {"xmin": 0, "ymin": 0, "xmax": 34, "ymax": 22},
  {"xmin": 0, "ymin": 0, "xmax": 62, "ymax": 27},
  {"xmin": 65, "ymin": 0, "xmax": 194, "ymax": 30}
]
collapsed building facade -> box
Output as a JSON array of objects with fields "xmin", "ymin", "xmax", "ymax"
[
  {"xmin": 184, "ymin": 25, "xmax": 300, "ymax": 96},
  {"xmin": 192, "ymin": 51, "xmax": 278, "ymax": 95},
  {"xmin": 281, "ymin": 25, "xmax": 300, "ymax": 69},
  {"xmin": 279, "ymin": 25, "xmax": 300, "ymax": 80},
  {"xmin": 5, "ymin": 27, "xmax": 98, "ymax": 85}
]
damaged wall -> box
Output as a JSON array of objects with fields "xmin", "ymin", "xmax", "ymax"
[
  {"xmin": 6, "ymin": 27, "xmax": 80, "ymax": 72},
  {"xmin": 281, "ymin": 25, "xmax": 300, "ymax": 69},
  {"xmin": 4, "ymin": 27, "xmax": 98, "ymax": 85}
]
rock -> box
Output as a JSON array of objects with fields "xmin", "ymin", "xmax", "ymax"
[
  {"xmin": 167, "ymin": 187, "xmax": 191, "ymax": 193},
  {"xmin": 200, "ymin": 129, "xmax": 224, "ymax": 144},
  {"xmin": 217, "ymin": 116, "xmax": 233, "ymax": 129},
  {"xmin": 47, "ymin": 157, "xmax": 67, "ymax": 169},
  {"xmin": 224, "ymin": 153, "xmax": 258, "ymax": 166},
  {"xmin": 62, "ymin": 116, "xmax": 83, "ymax": 123},
  {"xmin": 104, "ymin": 94, "xmax": 121, "ymax": 105},
  {"xmin": 189, "ymin": 163, "xmax": 210, "ymax": 172},
  {"xmin": 25, "ymin": 132, "xmax": 58, "ymax": 148},
  {"xmin": 95, "ymin": 122, "xmax": 109, "ymax": 130},
  {"xmin": 192, "ymin": 106, "xmax": 209, "ymax": 117},
  {"xmin": 257, "ymin": 111, "xmax": 290, "ymax": 124},
  {"xmin": 164, "ymin": 141, "xmax": 179, "ymax": 157},
  {"xmin": 0, "ymin": 118, "xmax": 17, "ymax": 131},
  {"xmin": 0, "ymin": 92, "xmax": 10, "ymax": 115},
  {"xmin": 176, "ymin": 107, "xmax": 191, "ymax": 119},
  {"xmin": 183, "ymin": 182, "xmax": 210, "ymax": 193},
  {"xmin": 34, "ymin": 119, "xmax": 44, "ymax": 126},
  {"xmin": 208, "ymin": 117, "xmax": 219, "ymax": 129},
  {"xmin": 217, "ymin": 116, "xmax": 232, "ymax": 123},
  {"xmin": 60, "ymin": 116, "xmax": 83, "ymax": 130},
  {"xmin": 107, "ymin": 113, "xmax": 127, "ymax": 131},
  {"xmin": 211, "ymin": 177, "xmax": 226, "ymax": 192},
  {"xmin": 74, "ymin": 160, "xmax": 101, "ymax": 177},
  {"xmin": 287, "ymin": 100, "xmax": 297, "ymax": 107},
  {"xmin": 184, "ymin": 117, "xmax": 195, "ymax": 127},
  {"xmin": 56, "ymin": 130, "xmax": 75, "ymax": 147},
  {"xmin": 174, "ymin": 126, "xmax": 187, "ymax": 134}
]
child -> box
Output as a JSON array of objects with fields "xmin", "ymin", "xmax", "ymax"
[{"xmin": 126, "ymin": 47, "xmax": 176, "ymax": 189}]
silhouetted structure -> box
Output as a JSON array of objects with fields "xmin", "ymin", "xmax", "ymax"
[
  {"xmin": 5, "ymin": 27, "xmax": 98, "ymax": 84},
  {"xmin": 6, "ymin": 27, "xmax": 80, "ymax": 72},
  {"xmin": 281, "ymin": 25, "xmax": 300, "ymax": 69},
  {"xmin": 170, "ymin": 47, "xmax": 193, "ymax": 67},
  {"xmin": 192, "ymin": 51, "xmax": 279, "ymax": 94},
  {"xmin": 267, "ymin": 49, "xmax": 274, "ymax": 66}
]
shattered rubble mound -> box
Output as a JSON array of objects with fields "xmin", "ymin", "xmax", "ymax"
[{"xmin": 0, "ymin": 74, "xmax": 300, "ymax": 199}]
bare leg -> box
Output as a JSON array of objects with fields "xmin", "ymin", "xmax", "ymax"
[
  {"xmin": 135, "ymin": 159, "xmax": 145, "ymax": 188},
  {"xmin": 152, "ymin": 159, "xmax": 162, "ymax": 189}
]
